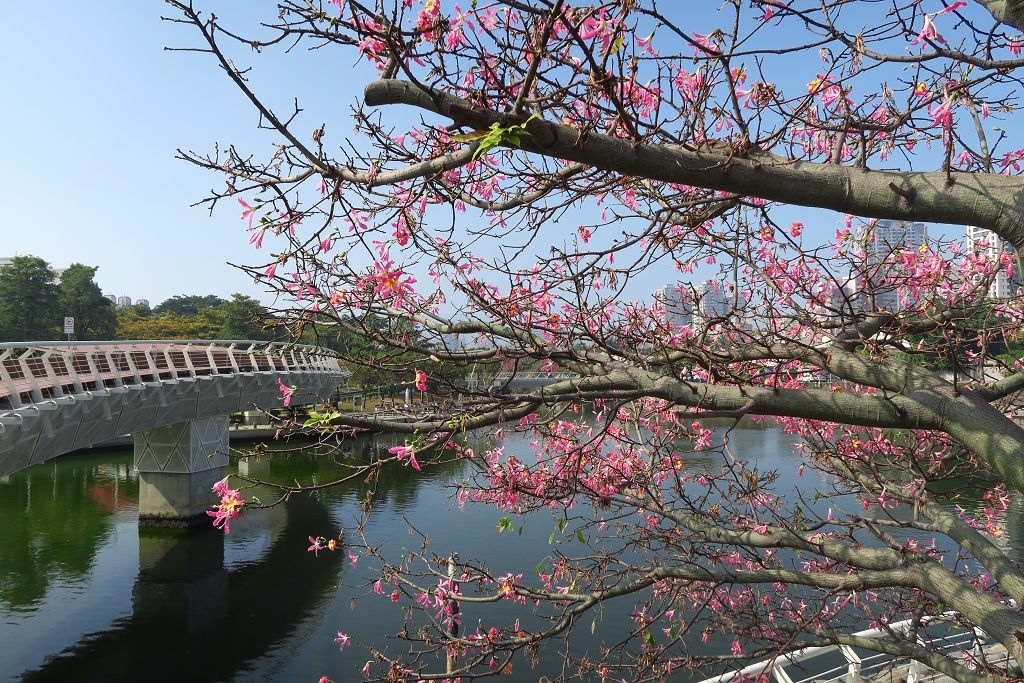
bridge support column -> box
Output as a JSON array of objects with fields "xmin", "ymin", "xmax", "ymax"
[{"xmin": 134, "ymin": 416, "xmax": 229, "ymax": 527}]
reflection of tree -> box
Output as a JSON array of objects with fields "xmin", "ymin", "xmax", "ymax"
[
  {"xmin": 0, "ymin": 457, "xmax": 128, "ymax": 608},
  {"xmin": 247, "ymin": 435, "xmax": 474, "ymax": 510},
  {"xmin": 18, "ymin": 492, "xmax": 341, "ymax": 683}
]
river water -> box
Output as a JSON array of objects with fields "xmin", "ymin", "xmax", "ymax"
[{"xmin": 1, "ymin": 426, "xmax": 1021, "ymax": 682}]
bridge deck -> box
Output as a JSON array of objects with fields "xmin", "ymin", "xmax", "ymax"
[
  {"xmin": 0, "ymin": 340, "xmax": 347, "ymax": 477},
  {"xmin": 0, "ymin": 341, "xmax": 331, "ymax": 410}
]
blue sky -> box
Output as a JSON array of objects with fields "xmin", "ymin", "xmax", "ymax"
[
  {"xmin": 0, "ymin": 1, "xmax": 366, "ymax": 306},
  {"xmin": 0, "ymin": 2, "xmax": 980, "ymax": 310}
]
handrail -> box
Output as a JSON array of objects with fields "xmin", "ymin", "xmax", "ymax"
[
  {"xmin": 0, "ymin": 339, "xmax": 339, "ymax": 355},
  {"xmin": 0, "ymin": 340, "xmax": 346, "ymax": 411},
  {"xmin": 694, "ymin": 611, "xmax": 984, "ymax": 683}
]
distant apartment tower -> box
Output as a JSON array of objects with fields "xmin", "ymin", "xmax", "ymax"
[
  {"xmin": 116, "ymin": 295, "xmax": 132, "ymax": 308},
  {"xmin": 104, "ymin": 294, "xmax": 117, "ymax": 304},
  {"xmin": 654, "ymin": 283, "xmax": 694, "ymax": 328},
  {"xmin": 134, "ymin": 298, "xmax": 150, "ymax": 309},
  {"xmin": 654, "ymin": 280, "xmax": 742, "ymax": 328},
  {"xmin": 965, "ymin": 225, "xmax": 1020, "ymax": 298},
  {"xmin": 827, "ymin": 275, "xmax": 861, "ymax": 318},
  {"xmin": 857, "ymin": 219, "xmax": 928, "ymax": 311}
]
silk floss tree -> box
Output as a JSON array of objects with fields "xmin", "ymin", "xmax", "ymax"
[{"xmin": 171, "ymin": 1, "xmax": 1024, "ymax": 681}]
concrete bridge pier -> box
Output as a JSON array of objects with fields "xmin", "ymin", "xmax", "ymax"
[{"xmin": 134, "ymin": 416, "xmax": 230, "ymax": 527}]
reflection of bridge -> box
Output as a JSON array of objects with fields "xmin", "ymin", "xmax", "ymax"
[
  {"xmin": 0, "ymin": 340, "xmax": 346, "ymax": 524},
  {"xmin": 17, "ymin": 489, "xmax": 342, "ymax": 683}
]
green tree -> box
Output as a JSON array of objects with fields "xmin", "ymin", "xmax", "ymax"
[
  {"xmin": 0, "ymin": 256, "xmax": 59, "ymax": 341},
  {"xmin": 153, "ymin": 294, "xmax": 226, "ymax": 317},
  {"xmin": 57, "ymin": 264, "xmax": 116, "ymax": 340},
  {"xmin": 115, "ymin": 311, "xmax": 194, "ymax": 340},
  {"xmin": 218, "ymin": 293, "xmax": 274, "ymax": 340}
]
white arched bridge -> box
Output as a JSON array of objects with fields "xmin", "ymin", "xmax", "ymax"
[{"xmin": 0, "ymin": 340, "xmax": 347, "ymax": 525}]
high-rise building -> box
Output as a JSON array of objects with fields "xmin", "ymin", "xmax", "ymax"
[
  {"xmin": 653, "ymin": 283, "xmax": 694, "ymax": 328},
  {"xmin": 857, "ymin": 219, "xmax": 928, "ymax": 311},
  {"xmin": 965, "ymin": 225, "xmax": 1020, "ymax": 298},
  {"xmin": 134, "ymin": 298, "xmax": 150, "ymax": 309},
  {"xmin": 116, "ymin": 295, "xmax": 132, "ymax": 308},
  {"xmin": 694, "ymin": 281, "xmax": 733, "ymax": 321},
  {"xmin": 654, "ymin": 280, "xmax": 743, "ymax": 328}
]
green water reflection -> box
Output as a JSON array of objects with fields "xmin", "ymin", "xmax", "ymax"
[
  {"xmin": 0, "ymin": 456, "xmax": 133, "ymax": 610},
  {"xmin": 1, "ymin": 428, "xmax": 1023, "ymax": 682},
  {"xmin": 0, "ymin": 436, "xmax": 488, "ymax": 683}
]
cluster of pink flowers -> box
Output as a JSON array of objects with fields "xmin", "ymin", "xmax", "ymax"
[
  {"xmin": 361, "ymin": 257, "xmax": 417, "ymax": 308},
  {"xmin": 207, "ymin": 477, "xmax": 246, "ymax": 534}
]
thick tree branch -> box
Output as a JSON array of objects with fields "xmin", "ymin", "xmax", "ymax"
[{"xmin": 364, "ymin": 79, "xmax": 1024, "ymax": 248}]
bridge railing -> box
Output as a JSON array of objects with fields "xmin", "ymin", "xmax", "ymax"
[
  {"xmin": 0, "ymin": 340, "xmax": 344, "ymax": 411},
  {"xmin": 694, "ymin": 611, "xmax": 1006, "ymax": 683}
]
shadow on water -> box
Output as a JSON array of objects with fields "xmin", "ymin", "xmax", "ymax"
[{"xmin": 16, "ymin": 480, "xmax": 342, "ymax": 683}]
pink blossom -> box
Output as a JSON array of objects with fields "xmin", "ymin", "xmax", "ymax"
[
  {"xmin": 238, "ymin": 197, "xmax": 256, "ymax": 228},
  {"xmin": 212, "ymin": 477, "xmax": 232, "ymax": 498},
  {"xmin": 277, "ymin": 378, "xmax": 297, "ymax": 407},
  {"xmin": 911, "ymin": 3, "xmax": 965, "ymax": 47},
  {"xmin": 929, "ymin": 97, "xmax": 954, "ymax": 130},
  {"xmin": 207, "ymin": 478, "xmax": 245, "ymax": 534},
  {"xmin": 415, "ymin": 369, "xmax": 428, "ymax": 391},
  {"xmin": 365, "ymin": 258, "xmax": 417, "ymax": 308},
  {"xmin": 579, "ymin": 8, "xmax": 622, "ymax": 54},
  {"xmin": 389, "ymin": 444, "xmax": 422, "ymax": 471},
  {"xmin": 912, "ymin": 15, "xmax": 942, "ymax": 45},
  {"xmin": 249, "ymin": 228, "xmax": 265, "ymax": 249},
  {"xmin": 334, "ymin": 631, "xmax": 351, "ymax": 651},
  {"xmin": 308, "ymin": 536, "xmax": 325, "ymax": 556}
]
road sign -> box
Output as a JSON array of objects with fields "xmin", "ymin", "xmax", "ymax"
[{"xmin": 63, "ymin": 317, "xmax": 75, "ymax": 334}]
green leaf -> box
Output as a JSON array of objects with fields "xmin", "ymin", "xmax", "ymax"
[
  {"xmin": 469, "ymin": 114, "xmax": 538, "ymax": 160},
  {"xmin": 576, "ymin": 530, "xmax": 586, "ymax": 544}
]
